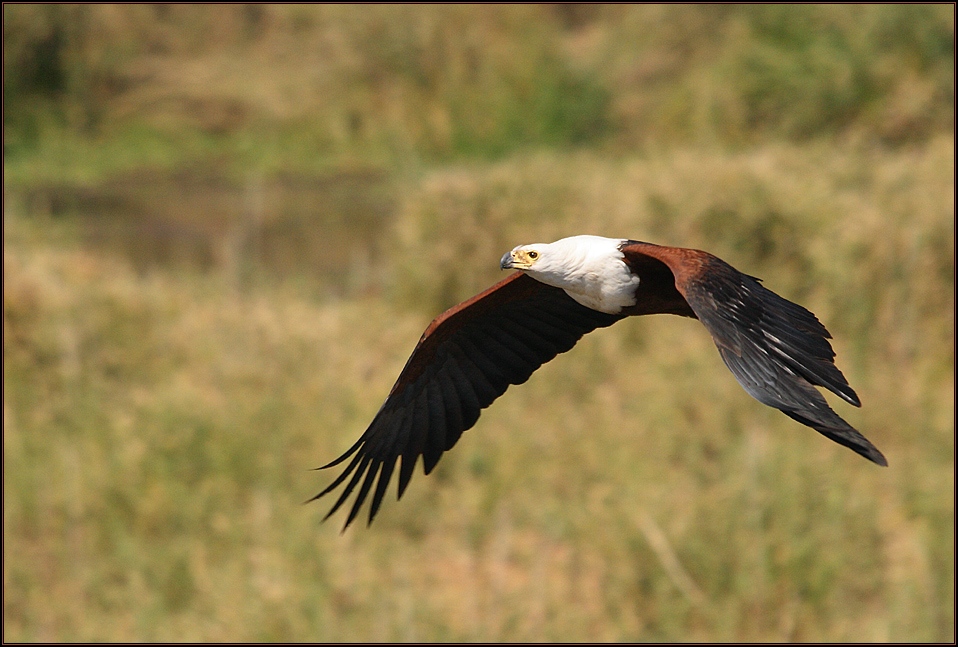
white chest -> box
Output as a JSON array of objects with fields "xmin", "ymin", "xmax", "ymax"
[{"xmin": 562, "ymin": 259, "xmax": 641, "ymax": 314}]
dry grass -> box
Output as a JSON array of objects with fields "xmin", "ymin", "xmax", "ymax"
[
  {"xmin": 4, "ymin": 139, "xmax": 954, "ymax": 641},
  {"xmin": 3, "ymin": 4, "xmax": 954, "ymax": 642}
]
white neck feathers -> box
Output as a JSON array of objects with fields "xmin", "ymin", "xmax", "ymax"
[{"xmin": 521, "ymin": 236, "xmax": 640, "ymax": 314}]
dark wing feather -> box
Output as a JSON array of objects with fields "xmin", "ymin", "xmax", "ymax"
[
  {"xmin": 312, "ymin": 271, "xmax": 622, "ymax": 529},
  {"xmin": 621, "ymin": 242, "xmax": 886, "ymax": 466}
]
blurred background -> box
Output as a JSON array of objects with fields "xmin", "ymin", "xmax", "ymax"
[{"xmin": 3, "ymin": 4, "xmax": 954, "ymax": 641}]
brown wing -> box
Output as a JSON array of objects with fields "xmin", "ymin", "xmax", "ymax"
[
  {"xmin": 620, "ymin": 241, "xmax": 887, "ymax": 467},
  {"xmin": 313, "ymin": 271, "xmax": 622, "ymax": 529}
]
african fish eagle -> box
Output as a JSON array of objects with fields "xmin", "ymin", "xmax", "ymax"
[{"xmin": 314, "ymin": 235, "xmax": 886, "ymax": 529}]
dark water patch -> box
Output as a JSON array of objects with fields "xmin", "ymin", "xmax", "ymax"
[{"xmin": 17, "ymin": 165, "xmax": 397, "ymax": 295}]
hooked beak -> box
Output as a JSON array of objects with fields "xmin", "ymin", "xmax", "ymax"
[{"xmin": 500, "ymin": 251, "xmax": 515, "ymax": 270}]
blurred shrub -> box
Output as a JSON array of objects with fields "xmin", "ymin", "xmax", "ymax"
[
  {"xmin": 3, "ymin": 5, "xmax": 953, "ymax": 167},
  {"xmin": 602, "ymin": 4, "xmax": 954, "ymax": 147}
]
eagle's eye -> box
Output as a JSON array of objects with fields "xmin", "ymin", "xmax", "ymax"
[{"xmin": 527, "ymin": 250, "xmax": 539, "ymax": 260}]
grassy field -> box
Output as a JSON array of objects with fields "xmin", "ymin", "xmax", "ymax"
[{"xmin": 4, "ymin": 5, "xmax": 955, "ymax": 642}]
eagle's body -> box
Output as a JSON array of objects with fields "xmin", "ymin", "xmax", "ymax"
[{"xmin": 315, "ymin": 236, "xmax": 886, "ymax": 529}]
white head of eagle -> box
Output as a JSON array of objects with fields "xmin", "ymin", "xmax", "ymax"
[{"xmin": 500, "ymin": 235, "xmax": 642, "ymax": 314}]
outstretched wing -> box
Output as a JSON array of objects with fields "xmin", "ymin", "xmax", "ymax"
[
  {"xmin": 313, "ymin": 271, "xmax": 622, "ymax": 529},
  {"xmin": 620, "ymin": 241, "xmax": 886, "ymax": 467}
]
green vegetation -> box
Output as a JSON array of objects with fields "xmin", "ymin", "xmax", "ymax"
[{"xmin": 4, "ymin": 4, "xmax": 954, "ymax": 642}]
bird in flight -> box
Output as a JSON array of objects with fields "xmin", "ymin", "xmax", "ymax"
[{"xmin": 313, "ymin": 235, "xmax": 886, "ymax": 529}]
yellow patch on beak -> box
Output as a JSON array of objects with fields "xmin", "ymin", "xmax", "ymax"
[{"xmin": 500, "ymin": 248, "xmax": 539, "ymax": 270}]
